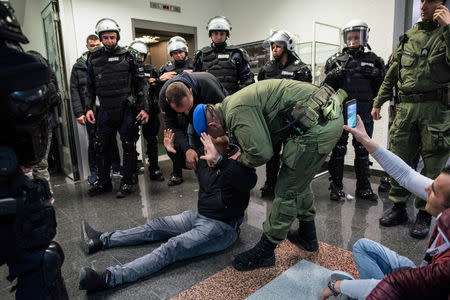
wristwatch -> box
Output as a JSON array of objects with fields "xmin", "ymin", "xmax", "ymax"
[{"xmin": 327, "ymin": 280, "xmax": 339, "ymax": 297}]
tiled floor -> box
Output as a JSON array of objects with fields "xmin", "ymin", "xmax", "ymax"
[{"xmin": 0, "ymin": 158, "xmax": 433, "ymax": 299}]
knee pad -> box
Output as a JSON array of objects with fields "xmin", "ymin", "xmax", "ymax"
[
  {"xmin": 354, "ymin": 143, "xmax": 369, "ymax": 158},
  {"xmin": 42, "ymin": 241, "xmax": 64, "ymax": 284},
  {"xmin": 331, "ymin": 144, "xmax": 347, "ymax": 161},
  {"xmin": 122, "ymin": 140, "xmax": 136, "ymax": 155}
]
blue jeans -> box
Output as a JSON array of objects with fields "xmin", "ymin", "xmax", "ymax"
[
  {"xmin": 100, "ymin": 210, "xmax": 238, "ymax": 287},
  {"xmin": 352, "ymin": 238, "xmax": 416, "ymax": 279}
]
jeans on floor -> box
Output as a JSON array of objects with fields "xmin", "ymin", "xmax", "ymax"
[
  {"xmin": 99, "ymin": 210, "xmax": 238, "ymax": 287},
  {"xmin": 352, "ymin": 238, "xmax": 416, "ymax": 280}
]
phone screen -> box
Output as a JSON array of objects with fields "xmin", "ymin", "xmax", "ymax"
[{"xmin": 347, "ymin": 101, "xmax": 357, "ymax": 128}]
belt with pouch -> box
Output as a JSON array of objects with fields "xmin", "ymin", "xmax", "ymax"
[{"xmin": 398, "ymin": 85, "xmax": 449, "ymax": 106}]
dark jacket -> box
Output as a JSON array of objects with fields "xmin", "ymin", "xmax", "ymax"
[
  {"xmin": 196, "ymin": 150, "xmax": 257, "ymax": 222},
  {"xmin": 258, "ymin": 55, "xmax": 312, "ymax": 83},
  {"xmin": 159, "ymin": 72, "xmax": 227, "ymax": 153},
  {"xmin": 69, "ymin": 51, "xmax": 89, "ymax": 118},
  {"xmin": 366, "ymin": 260, "xmax": 450, "ymax": 300}
]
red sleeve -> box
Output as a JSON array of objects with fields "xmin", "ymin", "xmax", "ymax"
[{"xmin": 366, "ymin": 260, "xmax": 450, "ymax": 300}]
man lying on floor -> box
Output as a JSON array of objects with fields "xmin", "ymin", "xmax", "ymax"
[{"xmin": 78, "ymin": 129, "xmax": 257, "ymax": 292}]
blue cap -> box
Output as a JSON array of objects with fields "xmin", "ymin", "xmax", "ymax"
[{"xmin": 193, "ymin": 104, "xmax": 207, "ymax": 136}]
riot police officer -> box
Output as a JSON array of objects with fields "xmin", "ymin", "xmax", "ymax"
[
  {"xmin": 156, "ymin": 36, "xmax": 194, "ymax": 185},
  {"xmin": 193, "ymin": 16, "xmax": 254, "ymax": 95},
  {"xmin": 372, "ymin": 0, "xmax": 450, "ymax": 239},
  {"xmin": 258, "ymin": 30, "xmax": 312, "ymax": 198},
  {"xmin": 323, "ymin": 19, "xmax": 385, "ymax": 202},
  {"xmin": 129, "ymin": 40, "xmax": 164, "ymax": 182},
  {"xmin": 86, "ymin": 18, "xmax": 149, "ymax": 198},
  {"xmin": 0, "ymin": 1, "xmax": 68, "ymax": 298},
  {"xmin": 70, "ymin": 34, "xmax": 122, "ymax": 185}
]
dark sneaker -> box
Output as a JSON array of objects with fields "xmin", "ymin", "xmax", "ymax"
[
  {"xmin": 168, "ymin": 174, "xmax": 183, "ymax": 186},
  {"xmin": 287, "ymin": 220, "xmax": 319, "ymax": 252},
  {"xmin": 81, "ymin": 220, "xmax": 103, "ymax": 254},
  {"xmin": 79, "ymin": 267, "xmax": 110, "ymax": 291},
  {"xmin": 149, "ymin": 169, "xmax": 164, "ymax": 181},
  {"xmin": 355, "ymin": 188, "xmax": 378, "ymax": 201},
  {"xmin": 329, "ymin": 183, "xmax": 345, "ymax": 201},
  {"xmin": 409, "ymin": 210, "xmax": 432, "ymax": 239},
  {"xmin": 88, "ymin": 181, "xmax": 112, "ymax": 197},
  {"xmin": 260, "ymin": 182, "xmax": 275, "ymax": 198},
  {"xmin": 116, "ymin": 183, "xmax": 133, "ymax": 198},
  {"xmin": 232, "ymin": 234, "xmax": 276, "ymax": 271},
  {"xmin": 88, "ymin": 173, "xmax": 98, "ymax": 185},
  {"xmin": 379, "ymin": 203, "xmax": 408, "ymax": 227}
]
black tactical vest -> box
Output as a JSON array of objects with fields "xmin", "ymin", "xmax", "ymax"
[
  {"xmin": 160, "ymin": 58, "xmax": 194, "ymax": 75},
  {"xmin": 332, "ymin": 51, "xmax": 379, "ymax": 103},
  {"xmin": 198, "ymin": 46, "xmax": 241, "ymax": 94},
  {"xmin": 91, "ymin": 47, "xmax": 132, "ymax": 111},
  {"xmin": 262, "ymin": 59, "xmax": 309, "ymax": 80}
]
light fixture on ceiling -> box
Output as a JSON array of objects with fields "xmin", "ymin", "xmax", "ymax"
[{"xmin": 137, "ymin": 36, "xmax": 160, "ymax": 44}]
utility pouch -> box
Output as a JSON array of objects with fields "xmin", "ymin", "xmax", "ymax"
[{"xmin": 323, "ymin": 88, "xmax": 347, "ymax": 120}]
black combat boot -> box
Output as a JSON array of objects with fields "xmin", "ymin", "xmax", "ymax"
[
  {"xmin": 354, "ymin": 155, "xmax": 378, "ymax": 201},
  {"xmin": 232, "ymin": 234, "xmax": 276, "ymax": 271},
  {"xmin": 168, "ymin": 173, "xmax": 183, "ymax": 186},
  {"xmin": 81, "ymin": 220, "xmax": 103, "ymax": 254},
  {"xmin": 88, "ymin": 181, "xmax": 112, "ymax": 197},
  {"xmin": 378, "ymin": 176, "xmax": 391, "ymax": 193},
  {"xmin": 79, "ymin": 267, "xmax": 110, "ymax": 291},
  {"xmin": 410, "ymin": 210, "xmax": 432, "ymax": 239},
  {"xmin": 379, "ymin": 202, "xmax": 408, "ymax": 227},
  {"xmin": 287, "ymin": 220, "xmax": 319, "ymax": 252},
  {"xmin": 149, "ymin": 168, "xmax": 164, "ymax": 181},
  {"xmin": 329, "ymin": 182, "xmax": 345, "ymax": 201},
  {"xmin": 116, "ymin": 182, "xmax": 133, "ymax": 198}
]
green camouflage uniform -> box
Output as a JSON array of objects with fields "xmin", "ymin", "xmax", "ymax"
[
  {"xmin": 215, "ymin": 79, "xmax": 344, "ymax": 244},
  {"xmin": 373, "ymin": 21, "xmax": 450, "ymax": 209}
]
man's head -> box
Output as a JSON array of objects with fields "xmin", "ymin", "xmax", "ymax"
[
  {"xmin": 130, "ymin": 40, "xmax": 149, "ymax": 62},
  {"xmin": 95, "ymin": 18, "xmax": 120, "ymax": 51},
  {"xmin": 425, "ymin": 166, "xmax": 450, "ymax": 217},
  {"xmin": 343, "ymin": 19, "xmax": 369, "ymax": 49},
  {"xmin": 421, "ymin": 0, "xmax": 446, "ymax": 22},
  {"xmin": 207, "ymin": 16, "xmax": 231, "ymax": 44},
  {"xmin": 262, "ymin": 30, "xmax": 298, "ymax": 60},
  {"xmin": 167, "ymin": 36, "xmax": 188, "ymax": 61},
  {"xmin": 193, "ymin": 104, "xmax": 225, "ymax": 138},
  {"xmin": 86, "ymin": 34, "xmax": 100, "ymax": 51},
  {"xmin": 165, "ymin": 82, "xmax": 194, "ymax": 115}
]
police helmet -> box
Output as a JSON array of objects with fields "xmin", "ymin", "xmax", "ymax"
[
  {"xmin": 206, "ymin": 16, "xmax": 232, "ymax": 37},
  {"xmin": 0, "ymin": 0, "xmax": 28, "ymax": 44},
  {"xmin": 262, "ymin": 30, "xmax": 297, "ymax": 52},
  {"xmin": 343, "ymin": 19, "xmax": 370, "ymax": 48},
  {"xmin": 95, "ymin": 18, "xmax": 120, "ymax": 40},
  {"xmin": 167, "ymin": 36, "xmax": 188, "ymax": 56},
  {"xmin": 130, "ymin": 40, "xmax": 148, "ymax": 55}
]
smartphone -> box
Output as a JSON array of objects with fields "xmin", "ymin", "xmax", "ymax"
[{"xmin": 345, "ymin": 99, "xmax": 357, "ymax": 128}]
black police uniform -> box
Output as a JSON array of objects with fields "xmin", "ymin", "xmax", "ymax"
[
  {"xmin": 0, "ymin": 40, "xmax": 68, "ymax": 299},
  {"xmin": 141, "ymin": 64, "xmax": 164, "ymax": 180},
  {"xmin": 159, "ymin": 72, "xmax": 227, "ymax": 182},
  {"xmin": 86, "ymin": 46, "xmax": 149, "ymax": 196},
  {"xmin": 69, "ymin": 51, "xmax": 121, "ymax": 183},
  {"xmin": 323, "ymin": 47, "xmax": 385, "ymax": 200},
  {"xmin": 257, "ymin": 54, "xmax": 312, "ymax": 197},
  {"xmin": 193, "ymin": 43, "xmax": 254, "ymax": 95}
]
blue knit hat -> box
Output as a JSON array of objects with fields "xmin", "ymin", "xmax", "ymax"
[{"xmin": 193, "ymin": 104, "xmax": 207, "ymax": 136}]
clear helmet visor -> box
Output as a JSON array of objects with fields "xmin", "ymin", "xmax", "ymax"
[
  {"xmin": 343, "ymin": 27, "xmax": 369, "ymax": 48},
  {"xmin": 167, "ymin": 37, "xmax": 188, "ymax": 55}
]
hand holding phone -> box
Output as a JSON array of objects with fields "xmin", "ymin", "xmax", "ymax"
[{"xmin": 345, "ymin": 99, "xmax": 357, "ymax": 128}]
